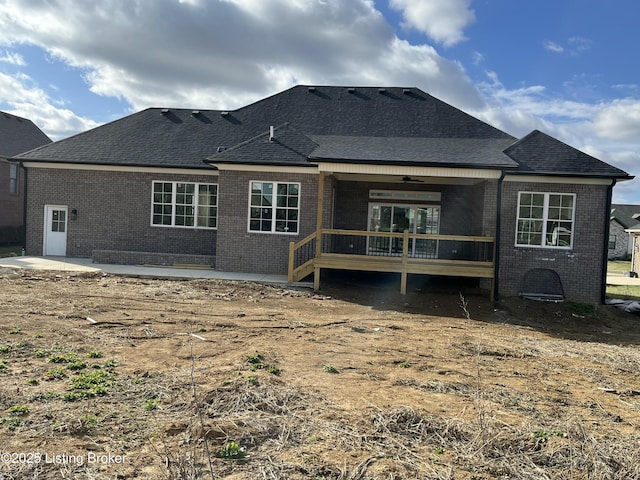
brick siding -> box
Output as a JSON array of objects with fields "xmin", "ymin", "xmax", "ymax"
[
  {"xmin": 498, "ymin": 181, "xmax": 609, "ymax": 304},
  {"xmin": 26, "ymin": 168, "xmax": 218, "ymax": 261},
  {"xmin": 215, "ymin": 170, "xmax": 326, "ymax": 275}
]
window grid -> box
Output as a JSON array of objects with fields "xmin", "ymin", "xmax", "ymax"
[
  {"xmin": 249, "ymin": 182, "xmax": 300, "ymax": 234},
  {"xmin": 516, "ymin": 192, "xmax": 575, "ymax": 248},
  {"xmin": 152, "ymin": 181, "xmax": 217, "ymax": 229}
]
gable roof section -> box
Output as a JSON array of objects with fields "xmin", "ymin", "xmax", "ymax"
[
  {"xmin": 210, "ymin": 123, "xmax": 318, "ymax": 167},
  {"xmin": 0, "ymin": 111, "xmax": 51, "ymax": 157},
  {"xmin": 611, "ymin": 204, "xmax": 640, "ymax": 229},
  {"xmin": 504, "ymin": 130, "xmax": 631, "ymax": 178}
]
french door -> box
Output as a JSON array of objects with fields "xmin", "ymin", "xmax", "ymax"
[{"xmin": 368, "ymin": 204, "xmax": 440, "ymax": 257}]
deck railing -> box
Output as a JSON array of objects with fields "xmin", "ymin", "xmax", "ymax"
[{"xmin": 288, "ymin": 228, "xmax": 495, "ymax": 284}]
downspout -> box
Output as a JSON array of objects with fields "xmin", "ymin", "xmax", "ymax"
[
  {"xmin": 492, "ymin": 170, "xmax": 506, "ymax": 302},
  {"xmin": 20, "ymin": 162, "xmax": 28, "ymax": 254},
  {"xmin": 601, "ymin": 178, "xmax": 616, "ymax": 304}
]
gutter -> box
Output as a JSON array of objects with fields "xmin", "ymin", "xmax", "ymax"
[
  {"xmin": 492, "ymin": 169, "xmax": 506, "ymax": 302},
  {"xmin": 601, "ymin": 178, "xmax": 616, "ymax": 304}
]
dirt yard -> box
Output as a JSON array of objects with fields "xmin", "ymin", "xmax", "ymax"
[{"xmin": 0, "ymin": 269, "xmax": 639, "ymax": 479}]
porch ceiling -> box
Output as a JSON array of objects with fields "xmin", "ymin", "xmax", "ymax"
[
  {"xmin": 331, "ymin": 172, "xmax": 487, "ymax": 185},
  {"xmin": 318, "ymin": 162, "xmax": 502, "ymax": 180}
]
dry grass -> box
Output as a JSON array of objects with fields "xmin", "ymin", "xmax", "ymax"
[{"xmin": 1, "ymin": 271, "xmax": 640, "ymax": 479}]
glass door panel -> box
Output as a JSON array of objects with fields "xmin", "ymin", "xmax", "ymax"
[{"xmin": 368, "ymin": 204, "xmax": 440, "ymax": 257}]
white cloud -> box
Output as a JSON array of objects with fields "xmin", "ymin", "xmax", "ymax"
[
  {"xmin": 592, "ymin": 99, "xmax": 640, "ymax": 140},
  {"xmin": 0, "ymin": 71, "xmax": 99, "ymax": 140},
  {"xmin": 0, "ymin": 50, "xmax": 25, "ymax": 65},
  {"xmin": 389, "ymin": 0, "xmax": 475, "ymax": 47},
  {"xmin": 0, "ymin": 0, "xmax": 484, "ymax": 113},
  {"xmin": 544, "ymin": 41, "xmax": 564, "ymax": 53}
]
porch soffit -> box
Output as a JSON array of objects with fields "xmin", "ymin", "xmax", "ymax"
[{"xmin": 317, "ymin": 162, "xmax": 502, "ymax": 179}]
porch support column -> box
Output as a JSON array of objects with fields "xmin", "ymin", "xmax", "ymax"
[
  {"xmin": 314, "ymin": 171, "xmax": 326, "ymax": 291},
  {"xmin": 400, "ymin": 229, "xmax": 409, "ymax": 295}
]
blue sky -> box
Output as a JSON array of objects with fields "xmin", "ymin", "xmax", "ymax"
[{"xmin": 0, "ymin": 0, "xmax": 638, "ymax": 202}]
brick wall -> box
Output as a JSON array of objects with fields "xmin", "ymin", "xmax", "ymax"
[
  {"xmin": 26, "ymin": 168, "xmax": 218, "ymax": 260},
  {"xmin": 608, "ymin": 220, "xmax": 631, "ymax": 260},
  {"xmin": 498, "ymin": 181, "xmax": 609, "ymax": 304},
  {"xmin": 215, "ymin": 170, "xmax": 324, "ymax": 275},
  {"xmin": 0, "ymin": 161, "xmax": 25, "ymax": 234}
]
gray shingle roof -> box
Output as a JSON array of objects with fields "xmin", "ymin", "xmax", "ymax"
[
  {"xmin": 307, "ymin": 135, "xmax": 518, "ymax": 167},
  {"xmin": 0, "ymin": 111, "xmax": 51, "ymax": 157},
  {"xmin": 12, "ymin": 86, "xmax": 632, "ymax": 179},
  {"xmin": 504, "ymin": 130, "xmax": 631, "ymax": 178},
  {"xmin": 210, "ymin": 123, "xmax": 318, "ymax": 166},
  {"xmin": 611, "ymin": 204, "xmax": 640, "ymax": 229}
]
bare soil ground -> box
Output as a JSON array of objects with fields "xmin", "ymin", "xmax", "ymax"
[{"xmin": 1, "ymin": 269, "xmax": 640, "ymax": 479}]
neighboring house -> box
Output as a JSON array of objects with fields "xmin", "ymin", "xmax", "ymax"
[
  {"xmin": 628, "ymin": 223, "xmax": 640, "ymax": 276},
  {"xmin": 12, "ymin": 86, "xmax": 632, "ymax": 303},
  {"xmin": 609, "ymin": 204, "xmax": 640, "ymax": 259},
  {"xmin": 0, "ymin": 111, "xmax": 52, "ymax": 244}
]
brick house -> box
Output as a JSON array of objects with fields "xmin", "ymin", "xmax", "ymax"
[
  {"xmin": 628, "ymin": 224, "xmax": 640, "ymax": 276},
  {"xmin": 0, "ymin": 111, "xmax": 51, "ymax": 244},
  {"xmin": 12, "ymin": 86, "xmax": 632, "ymax": 303},
  {"xmin": 609, "ymin": 204, "xmax": 640, "ymax": 260}
]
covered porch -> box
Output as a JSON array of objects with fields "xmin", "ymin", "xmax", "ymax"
[{"xmin": 288, "ymin": 162, "xmax": 503, "ymax": 298}]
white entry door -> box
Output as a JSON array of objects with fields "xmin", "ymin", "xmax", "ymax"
[{"xmin": 44, "ymin": 206, "xmax": 68, "ymax": 256}]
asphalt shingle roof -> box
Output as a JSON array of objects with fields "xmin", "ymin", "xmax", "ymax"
[
  {"xmin": 504, "ymin": 130, "xmax": 630, "ymax": 178},
  {"xmin": 12, "ymin": 85, "xmax": 631, "ymax": 179},
  {"xmin": 0, "ymin": 111, "xmax": 51, "ymax": 157},
  {"xmin": 307, "ymin": 135, "xmax": 518, "ymax": 167},
  {"xmin": 611, "ymin": 204, "xmax": 640, "ymax": 229}
]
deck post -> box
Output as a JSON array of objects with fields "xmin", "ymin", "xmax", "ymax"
[
  {"xmin": 314, "ymin": 171, "xmax": 325, "ymax": 291},
  {"xmin": 287, "ymin": 241, "xmax": 295, "ymax": 282},
  {"xmin": 400, "ymin": 229, "xmax": 409, "ymax": 294}
]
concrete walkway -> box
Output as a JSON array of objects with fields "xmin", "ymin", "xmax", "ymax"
[
  {"xmin": 606, "ymin": 272, "xmax": 640, "ymax": 286},
  {"xmin": 1, "ymin": 255, "xmax": 637, "ymax": 289},
  {"xmin": 0, "ymin": 256, "xmax": 313, "ymax": 288}
]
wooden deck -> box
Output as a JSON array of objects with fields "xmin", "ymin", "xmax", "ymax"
[{"xmin": 288, "ymin": 229, "xmax": 496, "ymax": 297}]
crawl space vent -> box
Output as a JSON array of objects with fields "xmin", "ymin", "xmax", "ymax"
[{"xmin": 519, "ymin": 268, "xmax": 565, "ymax": 302}]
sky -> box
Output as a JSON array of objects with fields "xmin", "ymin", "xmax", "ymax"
[{"xmin": 0, "ymin": 0, "xmax": 638, "ymax": 203}]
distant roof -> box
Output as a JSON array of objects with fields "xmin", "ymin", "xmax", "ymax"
[
  {"xmin": 0, "ymin": 111, "xmax": 51, "ymax": 157},
  {"xmin": 13, "ymin": 85, "xmax": 632, "ymax": 179},
  {"xmin": 611, "ymin": 204, "xmax": 640, "ymax": 229},
  {"xmin": 504, "ymin": 130, "xmax": 631, "ymax": 178}
]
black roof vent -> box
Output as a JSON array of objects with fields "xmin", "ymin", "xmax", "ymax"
[
  {"xmin": 220, "ymin": 111, "xmax": 229, "ymax": 117},
  {"xmin": 402, "ymin": 88, "xmax": 412, "ymax": 95},
  {"xmin": 216, "ymin": 146, "xmax": 226, "ymax": 153},
  {"xmin": 347, "ymin": 87, "xmax": 355, "ymax": 93},
  {"xmin": 161, "ymin": 109, "xmax": 169, "ymax": 114},
  {"xmin": 191, "ymin": 110, "xmax": 200, "ymax": 116},
  {"xmin": 307, "ymin": 87, "xmax": 316, "ymax": 92},
  {"xmin": 378, "ymin": 88, "xmax": 386, "ymax": 94}
]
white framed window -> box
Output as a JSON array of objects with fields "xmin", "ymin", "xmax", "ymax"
[
  {"xmin": 151, "ymin": 181, "xmax": 217, "ymax": 229},
  {"xmin": 249, "ymin": 181, "xmax": 300, "ymax": 234},
  {"xmin": 516, "ymin": 192, "xmax": 575, "ymax": 248},
  {"xmin": 9, "ymin": 164, "xmax": 18, "ymax": 194}
]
